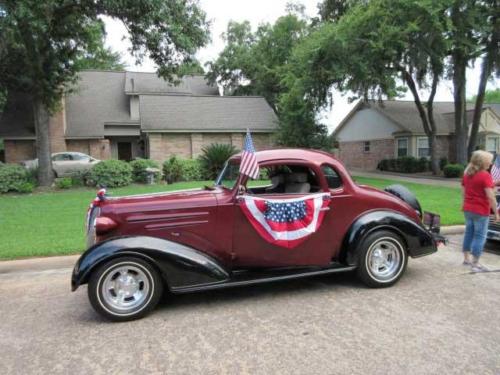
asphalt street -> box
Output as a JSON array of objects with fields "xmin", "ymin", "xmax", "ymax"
[{"xmin": 1, "ymin": 234, "xmax": 500, "ymax": 375}]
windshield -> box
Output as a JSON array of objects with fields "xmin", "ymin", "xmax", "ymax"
[{"xmin": 215, "ymin": 161, "xmax": 240, "ymax": 189}]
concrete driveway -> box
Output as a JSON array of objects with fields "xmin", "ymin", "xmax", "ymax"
[{"xmin": 1, "ymin": 234, "xmax": 500, "ymax": 375}]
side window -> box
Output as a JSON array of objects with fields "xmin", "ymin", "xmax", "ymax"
[
  {"xmin": 321, "ymin": 165, "xmax": 342, "ymax": 189},
  {"xmin": 52, "ymin": 153, "xmax": 71, "ymax": 161},
  {"xmin": 71, "ymin": 153, "xmax": 89, "ymax": 161},
  {"xmin": 250, "ymin": 164, "xmax": 320, "ymax": 195}
]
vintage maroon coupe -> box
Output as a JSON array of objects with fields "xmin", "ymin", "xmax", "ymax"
[{"xmin": 72, "ymin": 149, "xmax": 442, "ymax": 321}]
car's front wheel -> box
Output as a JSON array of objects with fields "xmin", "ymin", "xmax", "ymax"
[
  {"xmin": 88, "ymin": 257, "xmax": 163, "ymax": 321},
  {"xmin": 357, "ymin": 230, "xmax": 408, "ymax": 288}
]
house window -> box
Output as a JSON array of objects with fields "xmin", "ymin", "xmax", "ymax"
[
  {"xmin": 397, "ymin": 138, "xmax": 408, "ymax": 157},
  {"xmin": 486, "ymin": 137, "xmax": 498, "ymax": 153},
  {"xmin": 364, "ymin": 141, "xmax": 370, "ymax": 153},
  {"xmin": 417, "ymin": 137, "xmax": 429, "ymax": 158}
]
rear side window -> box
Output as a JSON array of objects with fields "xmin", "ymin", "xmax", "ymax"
[{"xmin": 321, "ymin": 165, "xmax": 342, "ymax": 189}]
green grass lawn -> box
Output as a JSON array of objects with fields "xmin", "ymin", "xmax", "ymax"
[{"xmin": 0, "ymin": 177, "xmax": 462, "ymax": 260}]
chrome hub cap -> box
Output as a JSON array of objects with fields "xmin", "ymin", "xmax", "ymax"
[
  {"xmin": 102, "ymin": 265, "xmax": 150, "ymax": 312},
  {"xmin": 367, "ymin": 238, "xmax": 402, "ymax": 281}
]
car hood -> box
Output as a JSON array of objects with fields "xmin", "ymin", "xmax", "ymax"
[{"xmin": 101, "ymin": 187, "xmax": 219, "ymax": 213}]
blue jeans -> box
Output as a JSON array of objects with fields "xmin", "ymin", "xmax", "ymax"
[{"xmin": 462, "ymin": 211, "xmax": 489, "ymax": 258}]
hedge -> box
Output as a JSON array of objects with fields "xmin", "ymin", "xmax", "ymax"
[
  {"xmin": 443, "ymin": 164, "xmax": 464, "ymax": 178},
  {"xmin": 87, "ymin": 160, "xmax": 132, "ymax": 187},
  {"xmin": 377, "ymin": 156, "xmax": 429, "ymax": 173},
  {"xmin": 0, "ymin": 164, "xmax": 34, "ymax": 193},
  {"xmin": 129, "ymin": 158, "xmax": 161, "ymax": 183}
]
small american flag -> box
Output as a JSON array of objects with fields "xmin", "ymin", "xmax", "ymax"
[
  {"xmin": 492, "ymin": 154, "xmax": 500, "ymax": 181},
  {"xmin": 240, "ymin": 129, "xmax": 259, "ymax": 179}
]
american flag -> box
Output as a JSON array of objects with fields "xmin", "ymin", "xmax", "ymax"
[
  {"xmin": 491, "ymin": 154, "xmax": 500, "ymax": 181},
  {"xmin": 240, "ymin": 129, "xmax": 259, "ymax": 179},
  {"xmin": 238, "ymin": 193, "xmax": 331, "ymax": 249},
  {"xmin": 265, "ymin": 201, "xmax": 307, "ymax": 223}
]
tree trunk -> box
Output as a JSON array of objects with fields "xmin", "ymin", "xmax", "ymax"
[
  {"xmin": 468, "ymin": 55, "xmax": 491, "ymax": 157},
  {"xmin": 401, "ymin": 69, "xmax": 440, "ymax": 175},
  {"xmin": 452, "ymin": 52, "xmax": 468, "ymax": 165},
  {"xmin": 429, "ymin": 133, "xmax": 439, "ymax": 175},
  {"xmin": 468, "ymin": 10, "xmax": 498, "ymax": 157},
  {"xmin": 33, "ymin": 100, "xmax": 54, "ymax": 186}
]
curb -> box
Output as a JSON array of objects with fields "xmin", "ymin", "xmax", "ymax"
[
  {"xmin": 440, "ymin": 225, "xmax": 465, "ymax": 235},
  {"xmin": 0, "ymin": 254, "xmax": 80, "ymax": 275}
]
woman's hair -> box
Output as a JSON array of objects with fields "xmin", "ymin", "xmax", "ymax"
[{"xmin": 464, "ymin": 150, "xmax": 494, "ymax": 176}]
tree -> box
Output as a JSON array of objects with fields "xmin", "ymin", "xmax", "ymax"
[
  {"xmin": 178, "ymin": 58, "xmax": 205, "ymax": 75},
  {"xmin": 470, "ymin": 89, "xmax": 500, "ymax": 104},
  {"xmin": 467, "ymin": 1, "xmax": 499, "ymax": 157},
  {"xmin": 287, "ymin": 0, "xmax": 449, "ymax": 174},
  {"xmin": 205, "ymin": 6, "xmax": 331, "ymax": 148},
  {"xmin": 317, "ymin": 0, "xmax": 363, "ymax": 22},
  {"xmin": 73, "ymin": 20, "xmax": 126, "ymax": 71},
  {"xmin": 206, "ymin": 7, "xmax": 309, "ymax": 112},
  {"xmin": 0, "ymin": 0, "xmax": 209, "ymax": 186}
]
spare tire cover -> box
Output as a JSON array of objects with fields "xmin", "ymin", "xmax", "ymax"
[{"xmin": 384, "ymin": 184, "xmax": 422, "ymax": 216}]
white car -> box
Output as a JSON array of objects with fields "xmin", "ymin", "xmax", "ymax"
[{"xmin": 21, "ymin": 152, "xmax": 100, "ymax": 177}]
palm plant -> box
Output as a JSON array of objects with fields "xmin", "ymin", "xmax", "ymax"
[{"xmin": 199, "ymin": 143, "xmax": 238, "ymax": 180}]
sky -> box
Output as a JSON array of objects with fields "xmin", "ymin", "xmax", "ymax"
[{"xmin": 102, "ymin": 0, "xmax": 499, "ymax": 132}]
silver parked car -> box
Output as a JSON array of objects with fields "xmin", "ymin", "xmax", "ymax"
[{"xmin": 21, "ymin": 152, "xmax": 100, "ymax": 177}]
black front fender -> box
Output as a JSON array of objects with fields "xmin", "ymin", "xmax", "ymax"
[
  {"xmin": 341, "ymin": 210, "xmax": 437, "ymax": 266},
  {"xmin": 71, "ymin": 236, "xmax": 230, "ymax": 292}
]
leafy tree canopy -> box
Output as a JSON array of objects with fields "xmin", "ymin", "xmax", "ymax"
[
  {"xmin": 178, "ymin": 58, "xmax": 205, "ymax": 76},
  {"xmin": 73, "ymin": 20, "xmax": 126, "ymax": 71},
  {"xmin": 0, "ymin": 0, "xmax": 209, "ymax": 112},
  {"xmin": 0, "ymin": 0, "xmax": 209, "ymax": 185},
  {"xmin": 206, "ymin": 6, "xmax": 309, "ymax": 111},
  {"xmin": 469, "ymin": 89, "xmax": 500, "ymax": 104}
]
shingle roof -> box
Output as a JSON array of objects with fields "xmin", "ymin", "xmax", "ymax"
[
  {"xmin": 0, "ymin": 70, "xmax": 273, "ymax": 138},
  {"xmin": 370, "ymin": 100, "xmax": 476, "ymax": 134},
  {"xmin": 65, "ymin": 71, "xmax": 133, "ymax": 138},
  {"xmin": 140, "ymin": 95, "xmax": 277, "ymax": 132},
  {"xmin": 124, "ymin": 72, "xmax": 219, "ymax": 96}
]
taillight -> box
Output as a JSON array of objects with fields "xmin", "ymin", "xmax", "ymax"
[{"xmin": 94, "ymin": 216, "xmax": 118, "ymax": 235}]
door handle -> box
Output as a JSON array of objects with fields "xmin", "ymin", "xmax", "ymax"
[{"xmin": 320, "ymin": 207, "xmax": 330, "ymax": 211}]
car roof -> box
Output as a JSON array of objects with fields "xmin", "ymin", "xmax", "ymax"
[{"xmin": 229, "ymin": 148, "xmax": 339, "ymax": 165}]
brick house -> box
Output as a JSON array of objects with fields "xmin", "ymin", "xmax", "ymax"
[
  {"xmin": 0, "ymin": 70, "xmax": 278, "ymax": 164},
  {"xmin": 334, "ymin": 100, "xmax": 500, "ymax": 170}
]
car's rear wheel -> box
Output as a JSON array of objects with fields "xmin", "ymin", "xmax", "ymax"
[
  {"xmin": 357, "ymin": 230, "xmax": 408, "ymax": 288},
  {"xmin": 88, "ymin": 257, "xmax": 163, "ymax": 321}
]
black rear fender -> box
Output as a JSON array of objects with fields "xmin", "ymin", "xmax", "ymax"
[
  {"xmin": 340, "ymin": 210, "xmax": 437, "ymax": 266},
  {"xmin": 71, "ymin": 236, "xmax": 230, "ymax": 291}
]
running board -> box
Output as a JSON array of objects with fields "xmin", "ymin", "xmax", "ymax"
[{"xmin": 170, "ymin": 264, "xmax": 357, "ymax": 294}]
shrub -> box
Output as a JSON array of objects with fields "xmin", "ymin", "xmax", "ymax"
[
  {"xmin": 129, "ymin": 158, "xmax": 161, "ymax": 183},
  {"xmin": 179, "ymin": 158, "xmax": 204, "ymax": 181},
  {"xmin": 417, "ymin": 157, "xmax": 429, "ymax": 172},
  {"xmin": 55, "ymin": 177, "xmax": 72, "ymax": 189},
  {"xmin": 443, "ymin": 163, "xmax": 464, "ymax": 178},
  {"xmin": 377, "ymin": 157, "xmax": 430, "ymax": 173},
  {"xmin": 26, "ymin": 166, "xmax": 39, "ymax": 184},
  {"xmin": 163, "ymin": 156, "xmax": 184, "ymax": 184},
  {"xmin": 439, "ymin": 157, "xmax": 448, "ymax": 171},
  {"xmin": 17, "ymin": 182, "xmax": 34, "ymax": 194},
  {"xmin": 70, "ymin": 170, "xmax": 90, "ymax": 187},
  {"xmin": 88, "ymin": 159, "xmax": 132, "ymax": 187},
  {"xmin": 0, "ymin": 164, "xmax": 31, "ymax": 193},
  {"xmin": 377, "ymin": 159, "xmax": 389, "ymax": 171},
  {"xmin": 199, "ymin": 143, "xmax": 238, "ymax": 180}
]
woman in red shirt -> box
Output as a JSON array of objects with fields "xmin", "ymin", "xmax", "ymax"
[{"xmin": 462, "ymin": 150, "xmax": 499, "ymax": 272}]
